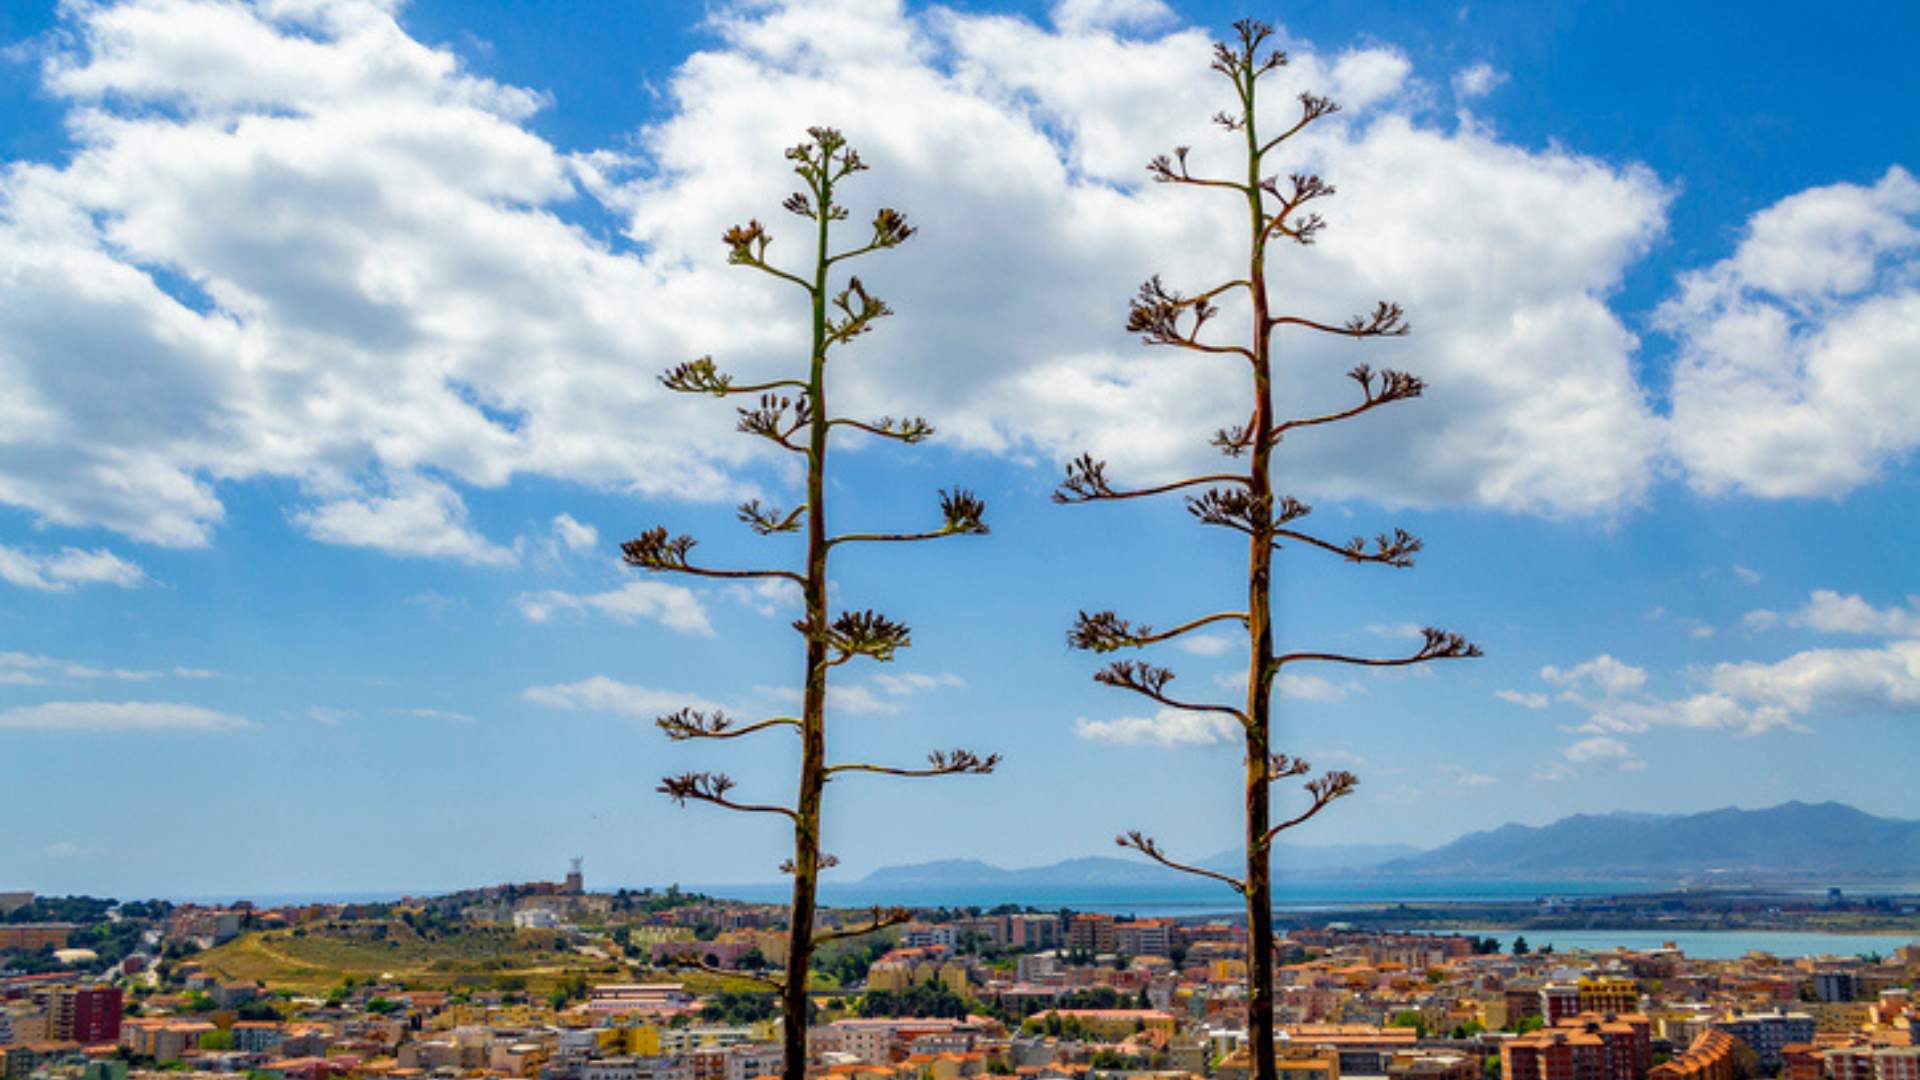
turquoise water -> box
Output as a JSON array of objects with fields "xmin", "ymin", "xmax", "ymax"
[{"xmin": 1433, "ymin": 928, "xmax": 1917, "ymax": 960}]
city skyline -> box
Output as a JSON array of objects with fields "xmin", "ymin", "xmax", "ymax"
[{"xmin": 1, "ymin": 0, "xmax": 1918, "ymax": 896}]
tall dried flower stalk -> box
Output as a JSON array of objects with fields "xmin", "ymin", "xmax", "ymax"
[
  {"xmin": 1057, "ymin": 23, "xmax": 1480, "ymax": 1080},
  {"xmin": 624, "ymin": 127, "xmax": 996, "ymax": 1080}
]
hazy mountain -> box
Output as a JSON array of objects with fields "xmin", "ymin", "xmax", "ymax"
[
  {"xmin": 859, "ymin": 843, "xmax": 1418, "ymax": 887},
  {"xmin": 859, "ymin": 803, "xmax": 1918, "ymax": 886},
  {"xmin": 1376, "ymin": 801, "xmax": 1920, "ymax": 879}
]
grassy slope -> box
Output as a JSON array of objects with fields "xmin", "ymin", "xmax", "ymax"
[{"xmin": 197, "ymin": 921, "xmax": 775, "ymax": 995}]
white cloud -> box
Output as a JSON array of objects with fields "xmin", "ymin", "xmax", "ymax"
[
  {"xmin": 1439, "ymin": 763, "xmax": 1497, "ymax": 787},
  {"xmin": 1176, "ymin": 633, "xmax": 1234, "ymax": 657},
  {"xmin": 308, "ymin": 706, "xmax": 357, "ymax": 725},
  {"xmin": 1732, "ymin": 565, "xmax": 1762, "ymax": 584},
  {"xmin": 724, "ymin": 577, "xmax": 801, "ymax": 616},
  {"xmin": 0, "ymin": 699, "xmax": 251, "ymax": 731},
  {"xmin": 1367, "ymin": 622, "xmax": 1426, "ymax": 641},
  {"xmin": 172, "ymin": 666, "xmax": 216, "ymax": 678},
  {"xmin": 1074, "ymin": 707, "xmax": 1240, "ymax": 747},
  {"xmin": 1663, "ymin": 167, "xmax": 1920, "ymax": 497},
  {"xmin": 0, "ymin": 544, "xmax": 146, "ymax": 591},
  {"xmin": 1494, "ymin": 689, "xmax": 1548, "ymax": 709},
  {"xmin": 292, "ymin": 475, "xmax": 516, "ymax": 566},
  {"xmin": 523, "ymin": 675, "xmax": 722, "ymax": 719},
  {"xmin": 0, "ymin": 0, "xmax": 1686, "ymax": 573},
  {"xmin": 1563, "ymin": 735, "xmax": 1643, "ymax": 769},
  {"xmin": 0, "ymin": 651, "xmax": 166, "ymax": 684},
  {"xmin": 1768, "ymin": 589, "xmax": 1920, "ymax": 637},
  {"xmin": 1529, "ymin": 632, "xmax": 1920, "ymax": 741},
  {"xmin": 403, "ymin": 707, "xmax": 475, "ymax": 723},
  {"xmin": 550, "ymin": 513, "xmax": 599, "ymax": 554},
  {"xmin": 870, "ymin": 671, "xmax": 966, "ymax": 695},
  {"xmin": 1213, "ymin": 667, "xmax": 1359, "ymax": 702},
  {"xmin": 1451, "ymin": 62, "xmax": 1506, "ymax": 100},
  {"xmin": 1050, "ymin": 0, "xmax": 1174, "ymax": 34},
  {"xmin": 1540, "ymin": 654, "xmax": 1648, "ymax": 697},
  {"xmin": 516, "ymin": 580, "xmax": 713, "ymax": 636}
]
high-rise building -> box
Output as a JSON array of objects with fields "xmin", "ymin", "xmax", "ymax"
[
  {"xmin": 1813, "ymin": 971, "xmax": 1858, "ymax": 1003},
  {"xmin": 44, "ymin": 986, "xmax": 123, "ymax": 1045}
]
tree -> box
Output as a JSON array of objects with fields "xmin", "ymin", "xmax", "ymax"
[
  {"xmin": 1512, "ymin": 936, "xmax": 1530, "ymax": 956},
  {"xmin": 625, "ymin": 126, "xmax": 997, "ymax": 1080},
  {"xmin": 1056, "ymin": 22, "xmax": 1480, "ymax": 1080}
]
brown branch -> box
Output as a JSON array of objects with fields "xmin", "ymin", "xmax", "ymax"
[
  {"xmin": 826, "ymin": 748, "xmax": 1000, "ymax": 779},
  {"xmin": 736, "ymin": 393, "xmax": 812, "ymax": 453},
  {"xmin": 829, "ymin": 489, "xmax": 988, "ymax": 547},
  {"xmin": 1147, "ymin": 147, "xmax": 1253, "ymax": 193},
  {"xmin": 658, "ymin": 772, "xmax": 798, "ymax": 820},
  {"xmin": 1272, "ymin": 364, "xmax": 1424, "ymax": 443},
  {"xmin": 1273, "ymin": 526, "xmax": 1422, "ymax": 568},
  {"xmin": 621, "ymin": 528, "xmax": 805, "ymax": 585},
  {"xmin": 1269, "ymin": 301, "xmax": 1410, "ymax": 338},
  {"xmin": 1187, "ymin": 489, "xmax": 1312, "ymax": 536},
  {"xmin": 737, "ymin": 500, "xmax": 806, "ymax": 536},
  {"xmin": 807, "ymin": 609, "xmax": 912, "ymax": 665},
  {"xmin": 1053, "ymin": 453, "xmax": 1249, "ymax": 504},
  {"xmin": 722, "ymin": 219, "xmax": 815, "ymax": 293},
  {"xmin": 656, "ymin": 708, "xmax": 800, "ymax": 742},
  {"xmin": 1274, "ymin": 627, "xmax": 1482, "ymax": 670},
  {"xmin": 1260, "ymin": 770, "xmax": 1358, "ymax": 848},
  {"xmin": 1068, "ymin": 609, "xmax": 1248, "ymax": 653},
  {"xmin": 813, "ymin": 906, "xmax": 912, "ymax": 946},
  {"xmin": 1116, "ymin": 831, "xmax": 1246, "ymax": 893},
  {"xmin": 824, "ymin": 277, "xmax": 893, "ymax": 348},
  {"xmin": 1095, "ymin": 660, "xmax": 1248, "ymax": 723},
  {"xmin": 1257, "ymin": 92, "xmax": 1342, "ymax": 158},
  {"xmin": 831, "ymin": 415, "xmax": 933, "ymax": 443},
  {"xmin": 659, "ymin": 357, "xmax": 810, "ymax": 398},
  {"xmin": 827, "ymin": 207, "xmax": 915, "ymax": 265}
]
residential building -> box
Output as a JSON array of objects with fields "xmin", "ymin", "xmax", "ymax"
[
  {"xmin": 1649, "ymin": 1031, "xmax": 1736, "ymax": 1080},
  {"xmin": 1714, "ymin": 1012, "xmax": 1816, "ymax": 1072}
]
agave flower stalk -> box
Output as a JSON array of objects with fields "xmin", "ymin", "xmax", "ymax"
[
  {"xmin": 1057, "ymin": 24, "xmax": 1480, "ymax": 1080},
  {"xmin": 625, "ymin": 127, "xmax": 996, "ymax": 1080}
]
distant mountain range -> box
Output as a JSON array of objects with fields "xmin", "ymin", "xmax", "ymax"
[
  {"xmin": 858, "ymin": 802, "xmax": 1920, "ymax": 886},
  {"xmin": 1376, "ymin": 800, "xmax": 1920, "ymax": 879},
  {"xmin": 859, "ymin": 842, "xmax": 1418, "ymax": 888}
]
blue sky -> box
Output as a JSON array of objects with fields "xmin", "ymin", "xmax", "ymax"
[{"xmin": 1, "ymin": 0, "xmax": 1916, "ymax": 898}]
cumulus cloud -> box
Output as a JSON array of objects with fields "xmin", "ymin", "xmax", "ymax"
[
  {"xmin": 549, "ymin": 513, "xmax": 599, "ymax": 554},
  {"xmin": 523, "ymin": 675, "xmax": 722, "ymax": 719},
  {"xmin": 292, "ymin": 475, "xmax": 517, "ymax": 566},
  {"xmin": 0, "ymin": 0, "xmax": 1690, "ymax": 578},
  {"xmin": 1451, "ymin": 62, "xmax": 1506, "ymax": 100},
  {"xmin": 1540, "ymin": 654, "xmax": 1648, "ymax": 698},
  {"xmin": 5, "ymin": 0, "xmax": 1910, "ymax": 571},
  {"xmin": 1050, "ymin": 0, "xmax": 1174, "ymax": 34},
  {"xmin": 0, "ymin": 544, "xmax": 146, "ymax": 591},
  {"xmin": 1074, "ymin": 707, "xmax": 1240, "ymax": 746},
  {"xmin": 515, "ymin": 580, "xmax": 713, "ymax": 635},
  {"xmin": 1494, "ymin": 689, "xmax": 1548, "ymax": 709},
  {"xmin": 0, "ymin": 699, "xmax": 251, "ymax": 731},
  {"xmin": 1754, "ymin": 589, "xmax": 1920, "ymax": 637},
  {"xmin": 1562, "ymin": 735, "xmax": 1644, "ymax": 770},
  {"xmin": 1526, "ymin": 625, "xmax": 1920, "ymax": 742},
  {"xmin": 1663, "ymin": 168, "xmax": 1920, "ymax": 497}
]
